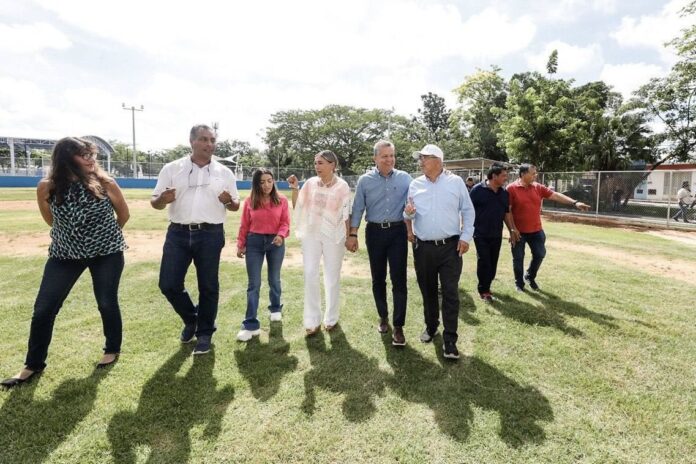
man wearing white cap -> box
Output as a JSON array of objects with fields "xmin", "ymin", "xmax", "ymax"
[{"xmin": 404, "ymin": 144, "xmax": 475, "ymax": 360}]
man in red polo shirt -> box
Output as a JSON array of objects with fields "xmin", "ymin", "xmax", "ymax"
[{"xmin": 507, "ymin": 164, "xmax": 590, "ymax": 291}]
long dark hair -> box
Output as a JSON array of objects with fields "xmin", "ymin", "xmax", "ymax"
[
  {"xmin": 250, "ymin": 168, "xmax": 280, "ymax": 209},
  {"xmin": 48, "ymin": 137, "xmax": 110, "ymax": 204}
]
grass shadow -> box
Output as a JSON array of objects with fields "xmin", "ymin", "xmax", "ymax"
[
  {"xmin": 107, "ymin": 345, "xmax": 233, "ymax": 464},
  {"xmin": 302, "ymin": 326, "xmax": 387, "ymax": 422},
  {"xmin": 458, "ymin": 288, "xmax": 480, "ymax": 325},
  {"xmin": 0, "ymin": 368, "xmax": 110, "ymax": 462},
  {"xmin": 382, "ymin": 337, "xmax": 553, "ymax": 447},
  {"xmin": 234, "ymin": 322, "xmax": 299, "ymax": 401},
  {"xmin": 530, "ymin": 290, "xmax": 618, "ymax": 329},
  {"xmin": 490, "ymin": 293, "xmax": 585, "ymax": 336}
]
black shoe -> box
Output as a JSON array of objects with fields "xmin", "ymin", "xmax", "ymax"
[
  {"xmin": 515, "ymin": 285, "xmax": 525, "ymax": 292},
  {"xmin": 524, "ymin": 274, "xmax": 539, "ymax": 291},
  {"xmin": 443, "ymin": 341, "xmax": 460, "ymax": 360},
  {"xmin": 180, "ymin": 323, "xmax": 196, "ymax": 344},
  {"xmin": 193, "ymin": 335, "xmax": 212, "ymax": 355},
  {"xmin": 377, "ymin": 318, "xmax": 389, "ymax": 334},
  {"xmin": 96, "ymin": 353, "xmax": 119, "ymax": 369},
  {"xmin": 419, "ymin": 328, "xmax": 439, "ymax": 343},
  {"xmin": 1, "ymin": 369, "xmax": 42, "ymax": 389}
]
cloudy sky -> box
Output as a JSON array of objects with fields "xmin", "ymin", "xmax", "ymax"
[{"xmin": 0, "ymin": 0, "xmax": 690, "ymax": 150}]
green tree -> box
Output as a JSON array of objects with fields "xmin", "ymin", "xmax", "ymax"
[
  {"xmin": 263, "ymin": 105, "xmax": 395, "ymax": 175},
  {"xmin": 547, "ymin": 49, "xmax": 559, "ymax": 75},
  {"xmin": 415, "ymin": 92, "xmax": 451, "ymax": 142},
  {"xmin": 452, "ymin": 66, "xmax": 508, "ymax": 160},
  {"xmin": 630, "ymin": 0, "xmax": 696, "ymax": 166}
]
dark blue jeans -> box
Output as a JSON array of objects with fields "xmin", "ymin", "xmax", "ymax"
[
  {"xmin": 159, "ymin": 225, "xmax": 224, "ymax": 337},
  {"xmin": 25, "ymin": 251, "xmax": 124, "ymax": 370},
  {"xmin": 511, "ymin": 230, "xmax": 546, "ymax": 288},
  {"xmin": 365, "ymin": 222, "xmax": 408, "ymax": 327},
  {"xmin": 242, "ymin": 233, "xmax": 285, "ymax": 330},
  {"xmin": 474, "ymin": 236, "xmax": 502, "ymax": 294}
]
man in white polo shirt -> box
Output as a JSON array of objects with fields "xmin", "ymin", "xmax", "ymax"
[{"xmin": 151, "ymin": 124, "xmax": 240, "ymax": 355}]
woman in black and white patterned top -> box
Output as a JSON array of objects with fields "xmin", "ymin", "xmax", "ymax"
[{"xmin": 1, "ymin": 137, "xmax": 130, "ymax": 388}]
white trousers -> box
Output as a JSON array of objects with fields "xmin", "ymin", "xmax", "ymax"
[{"xmin": 301, "ymin": 235, "xmax": 346, "ymax": 329}]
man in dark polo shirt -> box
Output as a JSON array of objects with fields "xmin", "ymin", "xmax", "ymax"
[
  {"xmin": 507, "ymin": 163, "xmax": 590, "ymax": 291},
  {"xmin": 469, "ymin": 163, "xmax": 519, "ymax": 302}
]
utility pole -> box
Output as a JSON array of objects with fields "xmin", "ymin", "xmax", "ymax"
[{"xmin": 122, "ymin": 103, "xmax": 144, "ymax": 177}]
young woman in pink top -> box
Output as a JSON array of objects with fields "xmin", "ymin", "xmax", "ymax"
[{"xmin": 236, "ymin": 168, "xmax": 290, "ymax": 341}]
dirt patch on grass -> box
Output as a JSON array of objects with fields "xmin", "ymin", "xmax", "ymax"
[
  {"xmin": 0, "ymin": 231, "xmax": 372, "ymax": 277},
  {"xmin": 548, "ymin": 241, "xmax": 694, "ymax": 285},
  {"xmin": 644, "ymin": 229, "xmax": 696, "ymax": 247},
  {"xmin": 0, "ymin": 200, "xmax": 37, "ymax": 212}
]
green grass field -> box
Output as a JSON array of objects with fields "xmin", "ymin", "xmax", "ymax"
[{"xmin": 0, "ymin": 188, "xmax": 694, "ymax": 463}]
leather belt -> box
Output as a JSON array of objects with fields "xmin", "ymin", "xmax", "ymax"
[
  {"xmin": 170, "ymin": 222, "xmax": 222, "ymax": 231},
  {"xmin": 367, "ymin": 221, "xmax": 404, "ymax": 229},
  {"xmin": 417, "ymin": 235, "xmax": 459, "ymax": 246}
]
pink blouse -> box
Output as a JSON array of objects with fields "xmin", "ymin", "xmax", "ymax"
[{"xmin": 237, "ymin": 195, "xmax": 290, "ymax": 248}]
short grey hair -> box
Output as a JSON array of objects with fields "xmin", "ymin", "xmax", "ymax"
[
  {"xmin": 189, "ymin": 124, "xmax": 216, "ymax": 143},
  {"xmin": 373, "ymin": 140, "xmax": 395, "ymax": 156}
]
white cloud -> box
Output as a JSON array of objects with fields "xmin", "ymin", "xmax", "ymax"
[
  {"xmin": 599, "ymin": 62, "xmax": 666, "ymax": 97},
  {"xmin": 527, "ymin": 41, "xmax": 603, "ymax": 74},
  {"xmin": 611, "ymin": 0, "xmax": 690, "ymax": 64},
  {"xmin": 0, "ymin": 22, "xmax": 71, "ymax": 53},
  {"xmin": 529, "ymin": 0, "xmax": 618, "ymax": 22}
]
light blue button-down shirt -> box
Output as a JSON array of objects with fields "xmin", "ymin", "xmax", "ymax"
[
  {"xmin": 404, "ymin": 170, "xmax": 475, "ymax": 242},
  {"xmin": 350, "ymin": 167, "xmax": 412, "ymax": 228}
]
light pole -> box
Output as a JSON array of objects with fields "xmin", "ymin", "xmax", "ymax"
[{"xmin": 122, "ymin": 103, "xmax": 144, "ymax": 177}]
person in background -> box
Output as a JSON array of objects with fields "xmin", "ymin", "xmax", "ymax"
[
  {"xmin": 2, "ymin": 137, "xmax": 129, "ymax": 388},
  {"xmin": 465, "ymin": 176, "xmax": 476, "ymax": 192},
  {"xmin": 236, "ymin": 168, "xmax": 290, "ymax": 341},
  {"xmin": 671, "ymin": 181, "xmax": 693, "ymax": 223},
  {"xmin": 151, "ymin": 124, "xmax": 239, "ymax": 355},
  {"xmin": 287, "ymin": 150, "xmax": 351, "ymax": 336},
  {"xmin": 347, "ymin": 140, "xmax": 411, "ymax": 346}
]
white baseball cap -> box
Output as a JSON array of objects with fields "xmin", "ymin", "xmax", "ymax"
[{"xmin": 413, "ymin": 144, "xmax": 444, "ymax": 160}]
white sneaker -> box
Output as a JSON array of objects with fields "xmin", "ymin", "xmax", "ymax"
[
  {"xmin": 269, "ymin": 312, "xmax": 282, "ymax": 322},
  {"xmin": 236, "ymin": 329, "xmax": 260, "ymax": 342}
]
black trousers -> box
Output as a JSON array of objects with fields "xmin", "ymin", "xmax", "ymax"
[
  {"xmin": 413, "ymin": 238, "xmax": 462, "ymax": 343},
  {"xmin": 365, "ymin": 222, "xmax": 408, "ymax": 327},
  {"xmin": 474, "ymin": 236, "xmax": 502, "ymax": 294}
]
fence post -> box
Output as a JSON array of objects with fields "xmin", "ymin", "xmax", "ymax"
[
  {"xmin": 595, "ymin": 171, "xmax": 601, "ymax": 216},
  {"xmin": 666, "ymin": 171, "xmax": 673, "ymax": 228}
]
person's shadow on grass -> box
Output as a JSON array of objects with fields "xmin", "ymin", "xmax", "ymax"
[
  {"xmin": 107, "ymin": 346, "xmax": 233, "ymax": 464},
  {"xmin": 381, "ymin": 337, "xmax": 554, "ymax": 447},
  {"xmin": 491, "ymin": 290, "xmax": 617, "ymax": 336},
  {"xmin": 234, "ymin": 322, "xmax": 299, "ymax": 401},
  {"xmin": 458, "ymin": 288, "xmax": 480, "ymax": 325},
  {"xmin": 302, "ymin": 326, "xmax": 387, "ymax": 422},
  {"xmin": 0, "ymin": 368, "xmax": 110, "ymax": 463}
]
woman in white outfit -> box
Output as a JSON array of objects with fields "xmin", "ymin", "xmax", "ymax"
[{"xmin": 287, "ymin": 151, "xmax": 351, "ymax": 336}]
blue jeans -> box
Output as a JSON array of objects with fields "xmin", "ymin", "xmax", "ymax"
[
  {"xmin": 26, "ymin": 251, "xmax": 124, "ymax": 370},
  {"xmin": 511, "ymin": 230, "xmax": 546, "ymax": 288},
  {"xmin": 243, "ymin": 233, "xmax": 285, "ymax": 330},
  {"xmin": 158, "ymin": 225, "xmax": 224, "ymax": 337}
]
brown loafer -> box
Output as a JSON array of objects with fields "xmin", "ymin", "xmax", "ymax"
[
  {"xmin": 377, "ymin": 318, "xmax": 390, "ymax": 333},
  {"xmin": 392, "ymin": 327, "xmax": 406, "ymax": 346}
]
